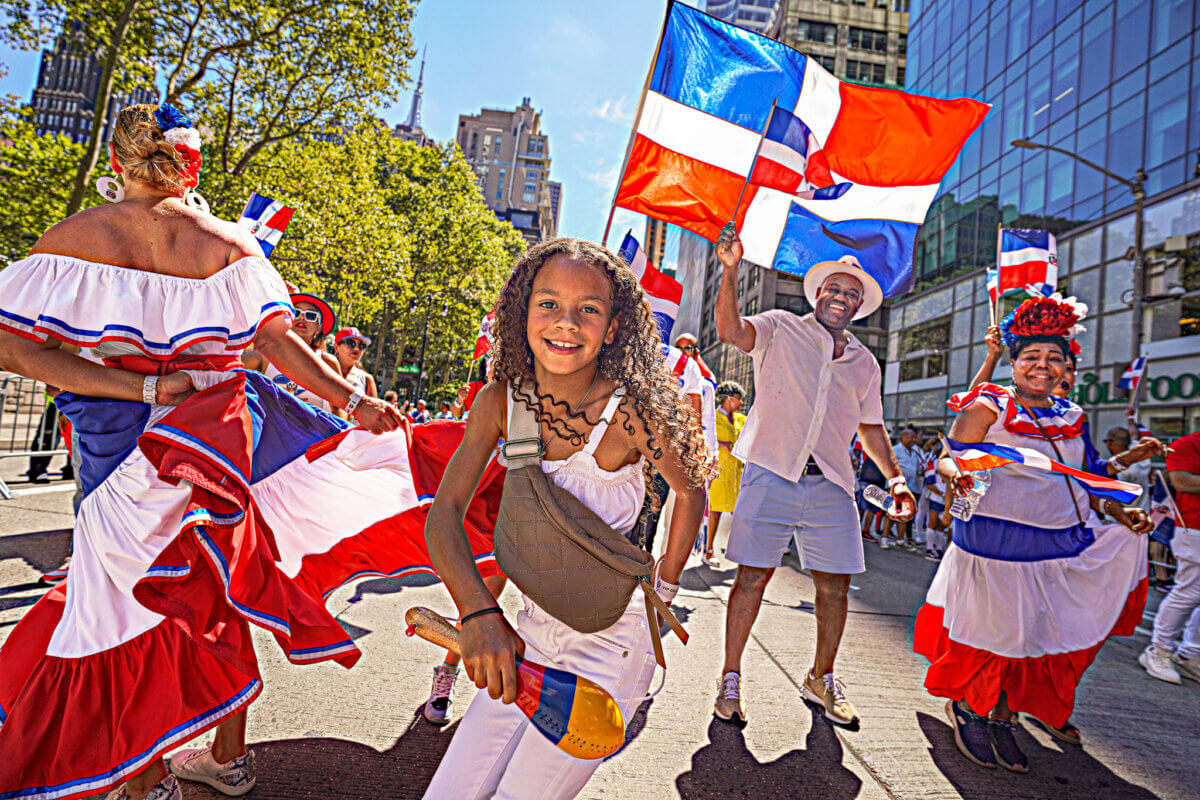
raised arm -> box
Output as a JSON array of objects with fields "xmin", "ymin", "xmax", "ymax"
[
  {"xmin": 253, "ymin": 314, "xmax": 399, "ymax": 433},
  {"xmin": 967, "ymin": 325, "xmax": 1003, "ymax": 390},
  {"xmin": 714, "ymin": 223, "xmax": 756, "ymax": 353}
]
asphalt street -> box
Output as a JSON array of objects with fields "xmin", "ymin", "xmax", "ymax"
[{"xmin": 1, "ymin": 484, "xmax": 1198, "ymax": 800}]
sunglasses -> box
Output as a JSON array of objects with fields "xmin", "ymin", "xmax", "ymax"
[
  {"xmin": 295, "ymin": 309, "xmax": 323, "ymax": 325},
  {"xmin": 680, "ymin": 344, "xmax": 697, "ymax": 353},
  {"xmin": 341, "ymin": 339, "xmax": 368, "ymax": 351}
]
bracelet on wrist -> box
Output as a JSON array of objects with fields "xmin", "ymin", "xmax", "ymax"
[
  {"xmin": 460, "ymin": 606, "xmax": 503, "ymax": 625},
  {"xmin": 344, "ymin": 388, "xmax": 365, "ymax": 415},
  {"xmin": 142, "ymin": 375, "xmax": 159, "ymax": 405},
  {"xmin": 887, "ymin": 476, "xmax": 908, "ymax": 489}
]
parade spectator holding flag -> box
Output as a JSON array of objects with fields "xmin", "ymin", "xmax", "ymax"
[{"xmin": 712, "ymin": 223, "xmax": 914, "ymax": 730}]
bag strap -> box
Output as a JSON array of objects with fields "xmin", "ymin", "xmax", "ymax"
[
  {"xmin": 502, "ymin": 384, "xmax": 544, "ymax": 469},
  {"xmin": 639, "ymin": 579, "xmax": 688, "ymax": 669},
  {"xmin": 1006, "ymin": 388, "xmax": 1087, "ymax": 528}
]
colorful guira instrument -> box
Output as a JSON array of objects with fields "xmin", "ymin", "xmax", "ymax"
[{"xmin": 404, "ymin": 606, "xmax": 626, "ymax": 759}]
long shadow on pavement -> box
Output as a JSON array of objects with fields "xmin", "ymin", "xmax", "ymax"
[
  {"xmin": 167, "ymin": 707, "xmax": 459, "ymax": 800},
  {"xmin": 918, "ymin": 710, "xmax": 1160, "ymax": 800},
  {"xmin": 0, "ymin": 528, "xmax": 70, "ymax": 578},
  {"xmin": 675, "ymin": 712, "xmax": 864, "ymax": 800}
]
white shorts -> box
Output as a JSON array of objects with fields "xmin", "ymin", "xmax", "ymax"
[{"xmin": 726, "ymin": 464, "xmax": 865, "ymax": 574}]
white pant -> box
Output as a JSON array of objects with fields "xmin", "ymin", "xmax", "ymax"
[
  {"xmin": 423, "ymin": 594, "xmax": 657, "ymax": 800},
  {"xmin": 1152, "ymin": 529, "xmax": 1200, "ymax": 660}
]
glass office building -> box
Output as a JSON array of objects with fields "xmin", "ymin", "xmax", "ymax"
[{"xmin": 884, "ymin": 0, "xmax": 1200, "ymax": 438}]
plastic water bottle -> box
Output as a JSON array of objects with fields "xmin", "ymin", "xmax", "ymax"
[
  {"xmin": 862, "ymin": 484, "xmax": 895, "ymax": 514},
  {"xmin": 949, "ymin": 471, "xmax": 992, "ymax": 522}
]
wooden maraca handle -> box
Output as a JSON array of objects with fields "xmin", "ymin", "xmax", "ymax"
[{"xmin": 405, "ymin": 606, "xmax": 462, "ymax": 654}]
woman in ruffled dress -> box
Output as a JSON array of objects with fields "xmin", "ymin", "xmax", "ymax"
[
  {"xmin": 0, "ymin": 104, "xmax": 498, "ymax": 800},
  {"xmin": 913, "ymin": 295, "xmax": 1153, "ymax": 773}
]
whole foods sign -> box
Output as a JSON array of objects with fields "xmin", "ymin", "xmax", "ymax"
[{"xmin": 1074, "ymin": 371, "xmax": 1200, "ymax": 405}]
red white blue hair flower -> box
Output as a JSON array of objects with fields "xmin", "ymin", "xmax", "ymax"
[
  {"xmin": 1000, "ymin": 292, "xmax": 1088, "ymax": 351},
  {"xmin": 154, "ymin": 102, "xmax": 202, "ymax": 188}
]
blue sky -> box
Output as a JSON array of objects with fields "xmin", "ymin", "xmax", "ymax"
[{"xmin": 0, "ymin": 0, "xmax": 698, "ymax": 262}]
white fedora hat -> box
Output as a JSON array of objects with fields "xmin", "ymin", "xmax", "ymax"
[{"xmin": 802, "ymin": 256, "xmax": 884, "ymax": 320}]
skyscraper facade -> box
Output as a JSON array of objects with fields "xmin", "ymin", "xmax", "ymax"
[
  {"xmin": 777, "ymin": 0, "xmax": 909, "ymax": 88},
  {"xmin": 705, "ymin": 0, "xmax": 784, "ymax": 36},
  {"xmin": 457, "ymin": 98, "xmax": 558, "ymax": 244},
  {"xmin": 885, "ymin": 0, "xmax": 1200, "ymax": 438},
  {"xmin": 30, "ymin": 22, "xmax": 154, "ymax": 144}
]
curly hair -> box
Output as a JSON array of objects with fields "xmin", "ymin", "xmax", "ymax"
[{"xmin": 490, "ymin": 238, "xmax": 715, "ymax": 488}]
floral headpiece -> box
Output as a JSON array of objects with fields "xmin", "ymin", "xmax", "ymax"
[
  {"xmin": 1000, "ymin": 292, "xmax": 1088, "ymax": 352},
  {"xmin": 154, "ymin": 103, "xmax": 202, "ymax": 188}
]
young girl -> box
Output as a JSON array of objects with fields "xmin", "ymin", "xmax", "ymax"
[{"xmin": 423, "ymin": 238, "xmax": 712, "ymax": 799}]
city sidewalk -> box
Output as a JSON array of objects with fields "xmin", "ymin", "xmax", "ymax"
[{"xmin": 1, "ymin": 498, "xmax": 1197, "ymax": 799}]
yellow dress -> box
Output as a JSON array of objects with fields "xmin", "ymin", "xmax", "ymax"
[{"xmin": 709, "ymin": 410, "xmax": 746, "ymax": 512}]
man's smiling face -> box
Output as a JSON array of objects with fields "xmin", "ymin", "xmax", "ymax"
[{"xmin": 814, "ymin": 273, "xmax": 864, "ymax": 329}]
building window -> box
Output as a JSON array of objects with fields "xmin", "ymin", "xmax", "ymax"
[
  {"xmin": 812, "ymin": 54, "xmax": 836, "ymax": 72},
  {"xmin": 522, "ymin": 192, "xmax": 537, "ymax": 203},
  {"xmin": 848, "ymin": 27, "xmax": 887, "ymax": 53},
  {"xmin": 524, "ymin": 182, "xmax": 537, "ymax": 192},
  {"xmin": 897, "ymin": 33, "xmax": 907, "ymax": 56},
  {"xmin": 845, "ymin": 59, "xmax": 886, "ymax": 84},
  {"xmin": 898, "ymin": 316, "xmax": 950, "ymax": 381},
  {"xmin": 895, "ymin": 66, "xmax": 906, "ymax": 86},
  {"xmin": 795, "ymin": 20, "xmax": 836, "ymax": 45}
]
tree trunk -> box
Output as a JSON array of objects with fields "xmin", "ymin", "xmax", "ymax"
[
  {"xmin": 65, "ymin": 0, "xmax": 143, "ymax": 216},
  {"xmin": 371, "ymin": 302, "xmax": 392, "ymax": 376}
]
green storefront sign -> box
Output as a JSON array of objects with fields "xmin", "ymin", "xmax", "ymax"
[{"xmin": 1073, "ymin": 371, "xmax": 1200, "ymax": 405}]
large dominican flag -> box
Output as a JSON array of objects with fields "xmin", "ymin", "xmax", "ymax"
[
  {"xmin": 997, "ymin": 229, "xmax": 1058, "ymax": 297},
  {"xmin": 618, "ymin": 232, "xmax": 683, "ymax": 341},
  {"xmin": 238, "ymin": 192, "xmax": 296, "ymax": 257},
  {"xmin": 614, "ymin": 2, "xmax": 988, "ymax": 298}
]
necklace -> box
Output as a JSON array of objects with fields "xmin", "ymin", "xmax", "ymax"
[{"xmin": 568, "ymin": 371, "xmax": 599, "ymax": 415}]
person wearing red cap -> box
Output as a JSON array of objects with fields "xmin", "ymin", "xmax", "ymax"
[
  {"xmin": 242, "ymin": 292, "xmax": 339, "ymax": 412},
  {"xmin": 334, "ymin": 327, "xmax": 378, "ymax": 403}
]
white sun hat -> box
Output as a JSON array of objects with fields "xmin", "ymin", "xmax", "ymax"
[{"xmin": 802, "ymin": 255, "xmax": 884, "ymax": 320}]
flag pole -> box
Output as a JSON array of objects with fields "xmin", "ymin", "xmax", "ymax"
[
  {"xmin": 729, "ymin": 98, "xmax": 777, "ymax": 227},
  {"xmin": 990, "ymin": 225, "xmax": 1001, "ymax": 328},
  {"xmin": 602, "ymin": 0, "xmax": 675, "ymax": 248}
]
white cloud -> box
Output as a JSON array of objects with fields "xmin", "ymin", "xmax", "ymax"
[
  {"xmin": 573, "ymin": 129, "xmax": 605, "ymax": 145},
  {"xmin": 582, "ymin": 161, "xmax": 619, "ymax": 189},
  {"xmin": 587, "ymin": 97, "xmax": 632, "ymax": 123}
]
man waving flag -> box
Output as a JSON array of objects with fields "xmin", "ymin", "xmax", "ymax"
[{"xmin": 612, "ymin": 1, "xmax": 988, "ymax": 298}]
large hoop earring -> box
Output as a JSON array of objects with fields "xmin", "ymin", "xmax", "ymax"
[
  {"xmin": 185, "ymin": 189, "xmax": 210, "ymax": 214},
  {"xmin": 96, "ymin": 176, "xmax": 125, "ymax": 203}
]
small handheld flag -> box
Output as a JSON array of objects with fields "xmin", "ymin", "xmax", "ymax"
[
  {"xmin": 405, "ymin": 606, "xmax": 625, "ymax": 759},
  {"xmin": 996, "ymin": 229, "xmax": 1058, "ymax": 298},
  {"xmin": 1118, "ymin": 356, "xmax": 1148, "ymax": 391},
  {"xmin": 618, "ymin": 232, "xmax": 683, "ymax": 342},
  {"xmin": 944, "ymin": 438, "xmax": 1143, "ymax": 505},
  {"xmin": 1149, "ymin": 470, "xmax": 1181, "ymax": 545},
  {"xmin": 238, "ymin": 192, "xmax": 295, "ymax": 257},
  {"xmin": 473, "ymin": 310, "xmax": 495, "ymax": 360}
]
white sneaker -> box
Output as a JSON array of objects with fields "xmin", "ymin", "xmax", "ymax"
[
  {"xmin": 879, "ymin": 537, "xmax": 892, "ymax": 550},
  {"xmin": 168, "ymin": 746, "xmax": 256, "ymax": 796},
  {"xmin": 1140, "ymin": 645, "xmax": 1182, "ymax": 685},
  {"xmin": 105, "ymin": 775, "xmax": 182, "ymax": 800},
  {"xmin": 1173, "ymin": 654, "xmax": 1200, "ymax": 683},
  {"xmin": 424, "ymin": 663, "xmax": 460, "ymax": 725}
]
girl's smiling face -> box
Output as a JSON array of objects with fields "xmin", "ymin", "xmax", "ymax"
[{"xmin": 526, "ymin": 255, "xmax": 618, "ymax": 377}]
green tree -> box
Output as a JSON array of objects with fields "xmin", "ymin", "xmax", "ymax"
[
  {"xmin": 1, "ymin": 0, "xmax": 416, "ymax": 215},
  {"xmin": 0, "ymin": 96, "xmax": 84, "ymax": 262}
]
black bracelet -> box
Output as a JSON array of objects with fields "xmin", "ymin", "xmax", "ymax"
[{"xmin": 460, "ymin": 606, "xmax": 503, "ymax": 625}]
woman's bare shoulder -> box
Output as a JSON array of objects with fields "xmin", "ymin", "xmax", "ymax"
[{"xmin": 30, "ymin": 206, "xmax": 120, "ymax": 257}]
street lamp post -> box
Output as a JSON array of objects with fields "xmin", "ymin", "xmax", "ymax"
[
  {"xmin": 409, "ymin": 295, "xmax": 449, "ymax": 401},
  {"xmin": 1010, "ymin": 139, "xmax": 1147, "ymax": 413}
]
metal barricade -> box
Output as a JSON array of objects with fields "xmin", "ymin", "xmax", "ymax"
[{"xmin": 0, "ymin": 374, "xmax": 69, "ymax": 499}]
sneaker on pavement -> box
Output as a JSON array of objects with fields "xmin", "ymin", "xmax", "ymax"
[
  {"xmin": 861, "ymin": 529, "xmax": 878, "ymax": 543},
  {"xmin": 167, "ymin": 746, "xmax": 256, "ymax": 796},
  {"xmin": 989, "ymin": 718, "xmax": 1029, "ymax": 773},
  {"xmin": 713, "ymin": 671, "xmax": 746, "ymax": 725},
  {"xmin": 40, "ymin": 556, "xmax": 71, "ymax": 586},
  {"xmin": 924, "ymin": 550, "xmax": 941, "ymax": 561},
  {"xmin": 802, "ymin": 671, "xmax": 859, "ymax": 727},
  {"xmin": 1140, "ymin": 645, "xmax": 1182, "ymax": 684},
  {"xmin": 1173, "ymin": 654, "xmax": 1200, "ymax": 683},
  {"xmin": 424, "ymin": 663, "xmax": 460, "ymax": 725},
  {"xmin": 879, "ymin": 537, "xmax": 892, "ymax": 550},
  {"xmin": 945, "ymin": 700, "xmax": 996, "ymax": 768},
  {"xmin": 105, "ymin": 775, "xmax": 182, "ymax": 800}
]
